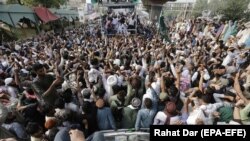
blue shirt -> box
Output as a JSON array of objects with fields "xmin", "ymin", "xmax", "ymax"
[
  {"xmin": 135, "ymin": 108, "xmax": 156, "ymax": 130},
  {"xmin": 97, "ymin": 107, "xmax": 116, "ymax": 130}
]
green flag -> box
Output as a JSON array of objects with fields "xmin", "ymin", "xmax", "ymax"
[
  {"xmin": 132, "ymin": 0, "xmax": 139, "ymax": 3},
  {"xmin": 159, "ymin": 15, "xmax": 169, "ymax": 42},
  {"xmin": 91, "ymin": 0, "xmax": 97, "ymax": 4}
]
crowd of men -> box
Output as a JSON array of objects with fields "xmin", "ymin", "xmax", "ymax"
[
  {"xmin": 0, "ymin": 15, "xmax": 250, "ymax": 141},
  {"xmin": 102, "ymin": 9, "xmax": 137, "ymax": 35}
]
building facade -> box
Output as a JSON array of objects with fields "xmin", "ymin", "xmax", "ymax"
[
  {"xmin": 163, "ymin": 0, "xmax": 195, "ymax": 19},
  {"xmin": 164, "ymin": 1, "xmax": 195, "ymax": 12}
]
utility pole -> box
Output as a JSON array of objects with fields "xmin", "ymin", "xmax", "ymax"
[{"xmin": 184, "ymin": 0, "xmax": 188, "ymax": 19}]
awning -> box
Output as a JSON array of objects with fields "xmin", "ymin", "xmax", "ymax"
[
  {"xmin": 0, "ymin": 13, "xmax": 13, "ymax": 26},
  {"xmin": 0, "ymin": 4, "xmax": 37, "ymax": 26},
  {"xmin": 34, "ymin": 7, "xmax": 59, "ymax": 23},
  {"xmin": 50, "ymin": 8, "xmax": 79, "ymax": 21}
]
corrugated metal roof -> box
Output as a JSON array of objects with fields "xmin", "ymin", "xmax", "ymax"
[
  {"xmin": 50, "ymin": 8, "xmax": 79, "ymax": 20},
  {"xmin": 0, "ymin": 4, "xmax": 37, "ymax": 26}
]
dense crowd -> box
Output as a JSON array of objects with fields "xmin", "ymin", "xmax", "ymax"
[
  {"xmin": 0, "ymin": 16, "xmax": 250, "ymax": 141},
  {"xmin": 101, "ymin": 8, "xmax": 137, "ymax": 35}
]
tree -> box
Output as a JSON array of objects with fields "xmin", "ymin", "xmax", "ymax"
[
  {"xmin": 207, "ymin": 0, "xmax": 224, "ymax": 16},
  {"xmin": 220, "ymin": 0, "xmax": 250, "ymax": 21},
  {"xmin": 21, "ymin": 0, "xmax": 38, "ymax": 6},
  {"xmin": 7, "ymin": 0, "xmax": 27, "ymax": 4},
  {"xmin": 13, "ymin": 0, "xmax": 66, "ymax": 8},
  {"xmin": 191, "ymin": 0, "xmax": 209, "ymax": 17},
  {"xmin": 192, "ymin": 0, "xmax": 250, "ymax": 21},
  {"xmin": 7, "ymin": 0, "xmax": 18, "ymax": 4}
]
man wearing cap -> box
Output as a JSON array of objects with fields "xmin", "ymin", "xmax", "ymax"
[
  {"xmin": 121, "ymin": 97, "xmax": 141, "ymax": 129},
  {"xmin": 85, "ymin": 67, "xmax": 104, "ymax": 99}
]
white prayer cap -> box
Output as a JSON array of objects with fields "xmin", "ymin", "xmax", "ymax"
[
  {"xmin": 107, "ymin": 75, "xmax": 118, "ymax": 86},
  {"xmin": 88, "ymin": 75, "xmax": 95, "ymax": 83},
  {"xmin": 2, "ymin": 61, "xmax": 8, "ymax": 67},
  {"xmin": 24, "ymin": 58, "xmax": 29, "ymax": 65},
  {"xmin": 180, "ymin": 56, "xmax": 185, "ymax": 60},
  {"xmin": 203, "ymin": 72, "xmax": 210, "ymax": 81},
  {"xmin": 115, "ymin": 52, "xmax": 119, "ymax": 56},
  {"xmin": 32, "ymin": 54, "xmax": 37, "ymax": 58},
  {"xmin": 4, "ymin": 78, "xmax": 13, "ymax": 86},
  {"xmin": 88, "ymin": 68, "xmax": 99, "ymax": 83},
  {"xmin": 62, "ymin": 81, "xmax": 69, "ymax": 91},
  {"xmin": 21, "ymin": 69, "xmax": 29, "ymax": 74},
  {"xmin": 47, "ymin": 72, "xmax": 55, "ymax": 76},
  {"xmin": 120, "ymin": 66, "xmax": 125, "ymax": 70},
  {"xmin": 113, "ymin": 59, "xmax": 121, "ymax": 66},
  {"xmin": 15, "ymin": 44, "xmax": 21, "ymax": 51}
]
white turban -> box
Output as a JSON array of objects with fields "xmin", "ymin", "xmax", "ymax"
[
  {"xmin": 4, "ymin": 78, "xmax": 13, "ymax": 86},
  {"xmin": 107, "ymin": 75, "xmax": 118, "ymax": 86},
  {"xmin": 88, "ymin": 68, "xmax": 100, "ymax": 83}
]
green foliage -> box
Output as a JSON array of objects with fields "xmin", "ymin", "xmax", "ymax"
[
  {"xmin": 21, "ymin": 0, "xmax": 38, "ymax": 7},
  {"xmin": 6, "ymin": 0, "xmax": 19, "ymax": 4},
  {"xmin": 206, "ymin": 0, "xmax": 224, "ymax": 16},
  {"xmin": 15, "ymin": 0, "xmax": 66, "ymax": 8},
  {"xmin": 220, "ymin": 0, "xmax": 250, "ymax": 21},
  {"xmin": 191, "ymin": 0, "xmax": 208, "ymax": 17},
  {"xmin": 192, "ymin": 0, "xmax": 250, "ymax": 21}
]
